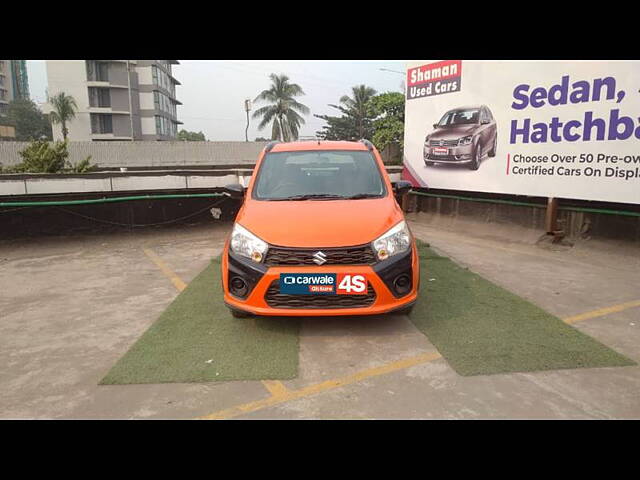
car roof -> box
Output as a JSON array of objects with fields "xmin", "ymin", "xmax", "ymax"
[
  {"xmin": 269, "ymin": 140, "xmax": 369, "ymax": 153},
  {"xmin": 446, "ymin": 105, "xmax": 485, "ymax": 112}
]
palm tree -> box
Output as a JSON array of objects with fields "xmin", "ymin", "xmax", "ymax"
[
  {"xmin": 339, "ymin": 85, "xmax": 377, "ymax": 138},
  {"xmin": 252, "ymin": 74, "xmax": 309, "ymax": 142},
  {"xmin": 48, "ymin": 92, "xmax": 78, "ymax": 141}
]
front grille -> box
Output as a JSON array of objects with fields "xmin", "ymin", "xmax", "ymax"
[
  {"xmin": 264, "ymin": 245, "xmax": 376, "ymax": 266},
  {"xmin": 426, "ymin": 154, "xmax": 465, "ymax": 162},
  {"xmin": 430, "ymin": 139, "xmax": 459, "ymax": 146},
  {"xmin": 264, "ymin": 280, "xmax": 376, "ymax": 309}
]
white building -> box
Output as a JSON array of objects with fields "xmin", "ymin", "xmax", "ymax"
[{"xmin": 45, "ymin": 60, "xmax": 182, "ymax": 141}]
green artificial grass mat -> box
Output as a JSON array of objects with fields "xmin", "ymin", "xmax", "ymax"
[
  {"xmin": 100, "ymin": 257, "xmax": 299, "ymax": 385},
  {"xmin": 410, "ymin": 241, "xmax": 635, "ymax": 376}
]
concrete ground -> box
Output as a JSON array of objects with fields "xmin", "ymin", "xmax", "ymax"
[{"xmin": 1, "ymin": 216, "xmax": 639, "ymax": 419}]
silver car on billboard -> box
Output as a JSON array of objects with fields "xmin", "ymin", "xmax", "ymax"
[{"xmin": 424, "ymin": 105, "xmax": 498, "ymax": 170}]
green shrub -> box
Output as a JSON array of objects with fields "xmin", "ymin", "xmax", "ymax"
[
  {"xmin": 67, "ymin": 155, "xmax": 96, "ymax": 173},
  {"xmin": 6, "ymin": 140, "xmax": 95, "ymax": 174},
  {"xmin": 18, "ymin": 139, "xmax": 69, "ymax": 173}
]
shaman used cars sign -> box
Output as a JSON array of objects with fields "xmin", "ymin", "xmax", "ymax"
[
  {"xmin": 403, "ymin": 60, "xmax": 640, "ymax": 204},
  {"xmin": 407, "ymin": 60, "xmax": 461, "ymax": 100}
]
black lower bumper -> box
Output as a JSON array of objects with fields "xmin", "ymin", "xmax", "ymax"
[
  {"xmin": 227, "ymin": 251, "xmax": 267, "ymax": 299},
  {"xmin": 372, "ymin": 246, "xmax": 415, "ymax": 298}
]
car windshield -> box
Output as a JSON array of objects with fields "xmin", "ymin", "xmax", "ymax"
[
  {"xmin": 437, "ymin": 109, "xmax": 480, "ymax": 126},
  {"xmin": 252, "ymin": 150, "xmax": 387, "ymax": 200}
]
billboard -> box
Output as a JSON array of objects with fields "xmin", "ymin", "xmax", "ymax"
[{"xmin": 403, "ymin": 60, "xmax": 640, "ymax": 204}]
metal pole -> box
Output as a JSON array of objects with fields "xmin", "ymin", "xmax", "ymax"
[
  {"xmin": 545, "ymin": 197, "xmax": 559, "ymax": 233},
  {"xmin": 244, "ymin": 99, "xmax": 251, "ymax": 142},
  {"xmin": 245, "ymin": 110, "xmax": 249, "ymax": 142},
  {"xmin": 126, "ymin": 60, "xmax": 134, "ymax": 141}
]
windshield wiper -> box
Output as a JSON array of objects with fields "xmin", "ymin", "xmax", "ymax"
[
  {"xmin": 270, "ymin": 194, "xmax": 346, "ymax": 201},
  {"xmin": 344, "ymin": 193, "xmax": 381, "ymax": 199}
]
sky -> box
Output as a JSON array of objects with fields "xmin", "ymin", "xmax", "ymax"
[{"xmin": 26, "ymin": 60, "xmax": 407, "ymax": 141}]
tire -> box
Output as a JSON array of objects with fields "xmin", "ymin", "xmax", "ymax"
[
  {"xmin": 229, "ymin": 307, "xmax": 252, "ymax": 318},
  {"xmin": 488, "ymin": 133, "xmax": 497, "ymax": 157},
  {"xmin": 469, "ymin": 144, "xmax": 481, "ymax": 170}
]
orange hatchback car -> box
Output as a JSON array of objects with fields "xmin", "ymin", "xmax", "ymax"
[{"xmin": 221, "ymin": 140, "xmax": 419, "ymax": 317}]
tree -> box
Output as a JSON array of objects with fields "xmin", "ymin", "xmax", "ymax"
[
  {"xmin": 339, "ymin": 85, "xmax": 377, "ymax": 138},
  {"xmin": 252, "ymin": 74, "xmax": 309, "ymax": 141},
  {"xmin": 5, "ymin": 99, "xmax": 53, "ymax": 141},
  {"xmin": 315, "ymin": 90, "xmax": 405, "ymax": 163},
  {"xmin": 177, "ymin": 129, "xmax": 206, "ymax": 141},
  {"xmin": 314, "ymin": 109, "xmax": 360, "ymax": 141},
  {"xmin": 314, "ymin": 84, "xmax": 378, "ymax": 141},
  {"xmin": 48, "ymin": 92, "xmax": 78, "ymax": 141},
  {"xmin": 369, "ymin": 92, "xmax": 405, "ymax": 163}
]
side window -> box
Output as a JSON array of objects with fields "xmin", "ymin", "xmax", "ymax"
[{"xmin": 480, "ymin": 108, "xmax": 487, "ymax": 123}]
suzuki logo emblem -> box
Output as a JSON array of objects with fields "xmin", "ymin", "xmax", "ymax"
[{"xmin": 312, "ymin": 251, "xmax": 327, "ymax": 265}]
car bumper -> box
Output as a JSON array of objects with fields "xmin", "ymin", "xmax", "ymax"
[
  {"xmin": 222, "ymin": 242, "xmax": 420, "ymax": 317},
  {"xmin": 424, "ymin": 144, "xmax": 473, "ymax": 163}
]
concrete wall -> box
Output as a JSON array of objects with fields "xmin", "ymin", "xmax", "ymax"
[
  {"xmin": 0, "ymin": 192, "xmax": 240, "ymax": 238},
  {"xmin": 0, "ymin": 141, "xmax": 270, "ymax": 168},
  {"xmin": 0, "ymin": 167, "xmax": 400, "ymax": 197},
  {"xmin": 411, "ymin": 192, "xmax": 640, "ymax": 245},
  {"xmin": 108, "ymin": 63, "xmax": 129, "ymax": 87},
  {"xmin": 112, "ymin": 115, "xmax": 133, "ymax": 137},
  {"xmin": 110, "ymin": 89, "xmax": 131, "ymax": 111}
]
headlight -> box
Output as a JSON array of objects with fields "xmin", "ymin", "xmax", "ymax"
[
  {"xmin": 230, "ymin": 223, "xmax": 268, "ymax": 263},
  {"xmin": 458, "ymin": 135, "xmax": 473, "ymax": 146},
  {"xmin": 372, "ymin": 221, "xmax": 411, "ymax": 261}
]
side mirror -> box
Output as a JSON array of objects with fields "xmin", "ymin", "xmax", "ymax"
[
  {"xmin": 225, "ymin": 183, "xmax": 246, "ymax": 199},
  {"xmin": 392, "ymin": 180, "xmax": 412, "ymax": 196},
  {"xmin": 481, "ymin": 118, "xmax": 490, "ymax": 125},
  {"xmin": 432, "ymin": 123, "xmax": 439, "ymax": 129}
]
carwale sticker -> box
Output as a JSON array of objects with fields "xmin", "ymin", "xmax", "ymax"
[{"xmin": 279, "ymin": 273, "xmax": 368, "ymax": 295}]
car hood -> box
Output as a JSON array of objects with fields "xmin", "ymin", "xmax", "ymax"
[
  {"xmin": 236, "ymin": 197, "xmax": 404, "ymax": 248},
  {"xmin": 428, "ymin": 124, "xmax": 479, "ymax": 140}
]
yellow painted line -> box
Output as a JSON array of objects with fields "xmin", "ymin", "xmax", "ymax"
[
  {"xmin": 198, "ymin": 351, "xmax": 442, "ymax": 420},
  {"xmin": 261, "ymin": 380, "xmax": 290, "ymax": 398},
  {"xmin": 563, "ymin": 300, "xmax": 640, "ymax": 324},
  {"xmin": 140, "ymin": 237, "xmax": 638, "ymax": 419},
  {"xmin": 143, "ymin": 248, "xmax": 187, "ymax": 292},
  {"xmin": 144, "ymin": 247, "xmax": 283, "ymax": 400},
  {"xmin": 198, "ymin": 299, "xmax": 640, "ymax": 420}
]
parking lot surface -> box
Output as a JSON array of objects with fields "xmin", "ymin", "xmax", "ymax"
[{"xmin": 1, "ymin": 217, "xmax": 639, "ymax": 419}]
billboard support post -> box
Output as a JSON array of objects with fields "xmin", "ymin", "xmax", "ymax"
[
  {"xmin": 545, "ymin": 197, "xmax": 559, "ymax": 234},
  {"xmin": 401, "ymin": 192, "xmax": 410, "ymax": 212}
]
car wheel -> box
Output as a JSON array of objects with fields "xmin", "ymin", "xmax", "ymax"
[
  {"xmin": 469, "ymin": 145, "xmax": 481, "ymax": 170},
  {"xmin": 488, "ymin": 134, "xmax": 497, "ymax": 157},
  {"xmin": 229, "ymin": 307, "xmax": 252, "ymax": 318}
]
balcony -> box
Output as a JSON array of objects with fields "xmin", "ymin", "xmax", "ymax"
[
  {"xmin": 87, "ymin": 107, "xmax": 131, "ymax": 115},
  {"xmin": 86, "ymin": 81, "xmax": 128, "ymax": 89}
]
